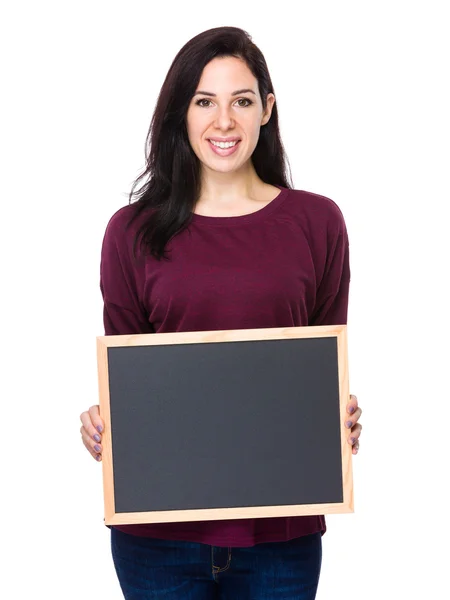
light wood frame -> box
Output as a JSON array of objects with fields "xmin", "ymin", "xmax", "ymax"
[{"xmin": 97, "ymin": 324, "xmax": 353, "ymax": 525}]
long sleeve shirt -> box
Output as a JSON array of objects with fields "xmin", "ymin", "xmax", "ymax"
[{"xmin": 99, "ymin": 185, "xmax": 351, "ymax": 547}]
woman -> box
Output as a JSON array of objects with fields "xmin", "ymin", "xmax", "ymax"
[{"xmin": 80, "ymin": 26, "xmax": 362, "ymax": 599}]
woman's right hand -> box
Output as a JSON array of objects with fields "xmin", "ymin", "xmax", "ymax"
[{"xmin": 80, "ymin": 405, "xmax": 104, "ymax": 462}]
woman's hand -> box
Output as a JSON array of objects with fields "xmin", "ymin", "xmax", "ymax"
[
  {"xmin": 80, "ymin": 405, "xmax": 105, "ymax": 462},
  {"xmin": 345, "ymin": 394, "xmax": 362, "ymax": 455}
]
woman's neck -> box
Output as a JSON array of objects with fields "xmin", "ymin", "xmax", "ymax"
[{"xmin": 194, "ymin": 173, "xmax": 280, "ymax": 218}]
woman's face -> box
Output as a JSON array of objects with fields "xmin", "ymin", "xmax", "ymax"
[{"xmin": 185, "ymin": 56, "xmax": 275, "ymax": 175}]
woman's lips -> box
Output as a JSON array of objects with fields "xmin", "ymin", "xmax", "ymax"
[{"xmin": 208, "ymin": 140, "xmax": 241, "ymax": 156}]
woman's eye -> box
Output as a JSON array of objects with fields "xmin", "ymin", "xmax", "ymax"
[
  {"xmin": 236, "ymin": 98, "xmax": 252, "ymax": 107},
  {"xmin": 196, "ymin": 98, "xmax": 253, "ymax": 108}
]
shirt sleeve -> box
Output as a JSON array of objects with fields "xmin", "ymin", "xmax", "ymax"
[
  {"xmin": 99, "ymin": 209, "xmax": 153, "ymax": 336},
  {"xmin": 309, "ymin": 217, "xmax": 351, "ymax": 326}
]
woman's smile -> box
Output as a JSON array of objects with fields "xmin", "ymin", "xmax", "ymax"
[{"xmin": 207, "ymin": 138, "xmax": 242, "ymax": 156}]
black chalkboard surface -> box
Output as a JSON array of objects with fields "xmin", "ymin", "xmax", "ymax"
[{"xmin": 97, "ymin": 325, "xmax": 353, "ymax": 525}]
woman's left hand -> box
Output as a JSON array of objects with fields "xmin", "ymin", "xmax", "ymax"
[{"xmin": 345, "ymin": 394, "xmax": 362, "ymax": 455}]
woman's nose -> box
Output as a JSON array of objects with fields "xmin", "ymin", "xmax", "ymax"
[{"xmin": 214, "ymin": 108, "xmax": 235, "ymax": 129}]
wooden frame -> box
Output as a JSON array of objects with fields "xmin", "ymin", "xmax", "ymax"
[{"xmin": 97, "ymin": 324, "xmax": 353, "ymax": 526}]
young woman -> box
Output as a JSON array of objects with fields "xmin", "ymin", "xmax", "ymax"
[{"xmin": 80, "ymin": 26, "xmax": 362, "ymax": 600}]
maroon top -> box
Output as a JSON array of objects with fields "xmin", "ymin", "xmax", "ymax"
[{"xmin": 100, "ymin": 185, "xmax": 351, "ymax": 547}]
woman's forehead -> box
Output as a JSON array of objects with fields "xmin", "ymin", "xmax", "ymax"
[{"xmin": 197, "ymin": 56, "xmax": 256, "ymax": 89}]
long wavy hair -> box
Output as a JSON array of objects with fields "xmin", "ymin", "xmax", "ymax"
[{"xmin": 126, "ymin": 26, "xmax": 293, "ymax": 260}]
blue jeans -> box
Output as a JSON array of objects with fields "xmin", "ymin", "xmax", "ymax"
[{"xmin": 111, "ymin": 528, "xmax": 322, "ymax": 599}]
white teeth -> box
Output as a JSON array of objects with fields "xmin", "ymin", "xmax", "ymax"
[{"xmin": 210, "ymin": 140, "xmax": 238, "ymax": 149}]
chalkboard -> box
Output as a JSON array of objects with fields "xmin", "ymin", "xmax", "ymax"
[{"xmin": 96, "ymin": 325, "xmax": 353, "ymax": 525}]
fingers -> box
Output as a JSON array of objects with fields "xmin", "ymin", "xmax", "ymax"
[
  {"xmin": 345, "ymin": 395, "xmax": 362, "ymax": 455},
  {"xmin": 347, "ymin": 423, "xmax": 362, "ymax": 455},
  {"xmin": 346, "ymin": 394, "xmax": 358, "ymax": 415},
  {"xmin": 351, "ymin": 434, "xmax": 360, "ymax": 455},
  {"xmin": 80, "ymin": 405, "xmax": 104, "ymax": 462},
  {"xmin": 88, "ymin": 404, "xmax": 104, "ymax": 435},
  {"xmin": 80, "ymin": 427, "xmax": 102, "ymax": 461},
  {"xmin": 345, "ymin": 407, "xmax": 362, "ymax": 428}
]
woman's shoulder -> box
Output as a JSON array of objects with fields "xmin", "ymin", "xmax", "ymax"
[
  {"xmin": 283, "ymin": 188, "xmax": 348, "ymax": 238},
  {"xmin": 104, "ymin": 203, "xmax": 139, "ymax": 232},
  {"xmin": 286, "ymin": 187, "xmax": 345, "ymax": 221},
  {"xmin": 101, "ymin": 203, "xmax": 155, "ymax": 263},
  {"xmin": 103, "ymin": 202, "xmax": 154, "ymax": 240}
]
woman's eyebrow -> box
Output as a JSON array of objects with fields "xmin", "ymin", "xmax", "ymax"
[{"xmin": 194, "ymin": 88, "xmax": 256, "ymax": 97}]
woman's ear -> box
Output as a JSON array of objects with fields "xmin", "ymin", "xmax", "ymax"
[{"xmin": 261, "ymin": 94, "xmax": 276, "ymax": 126}]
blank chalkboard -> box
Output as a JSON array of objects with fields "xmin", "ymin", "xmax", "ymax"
[{"xmin": 97, "ymin": 325, "xmax": 353, "ymax": 525}]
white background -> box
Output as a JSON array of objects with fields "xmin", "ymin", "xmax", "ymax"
[{"xmin": 2, "ymin": 1, "xmax": 449, "ymax": 598}]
